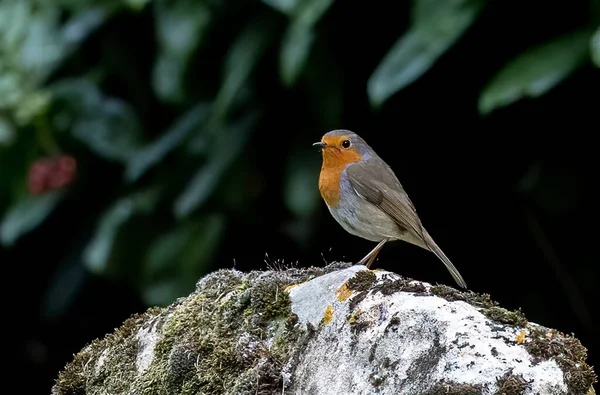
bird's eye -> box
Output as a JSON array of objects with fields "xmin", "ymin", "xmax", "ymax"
[{"xmin": 341, "ymin": 139, "xmax": 351, "ymax": 149}]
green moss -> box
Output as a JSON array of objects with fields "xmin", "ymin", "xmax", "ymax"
[
  {"xmin": 251, "ymin": 277, "xmax": 293, "ymax": 322},
  {"xmin": 347, "ymin": 270, "xmax": 376, "ymax": 291},
  {"xmin": 430, "ymin": 285, "xmax": 498, "ymax": 308},
  {"xmin": 346, "ymin": 270, "xmax": 431, "ymax": 310},
  {"xmin": 524, "ymin": 325, "xmax": 597, "ymax": 394},
  {"xmin": 52, "ymin": 309, "xmax": 162, "ymax": 395},
  {"xmin": 423, "ymin": 379, "xmax": 484, "ymax": 394},
  {"xmin": 372, "ymin": 277, "xmax": 427, "ymax": 295},
  {"xmin": 53, "ymin": 262, "xmax": 351, "ymax": 395},
  {"xmin": 237, "ymin": 278, "xmax": 249, "ymax": 290},
  {"xmin": 481, "ymin": 306, "xmax": 528, "ymax": 327},
  {"xmin": 495, "ymin": 369, "xmax": 529, "ymax": 394},
  {"xmin": 133, "ymin": 270, "xmax": 302, "ymax": 394}
]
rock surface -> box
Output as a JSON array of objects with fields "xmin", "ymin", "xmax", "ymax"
[{"xmin": 52, "ymin": 262, "xmax": 597, "ymax": 395}]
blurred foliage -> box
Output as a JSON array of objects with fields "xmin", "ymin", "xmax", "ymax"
[
  {"xmin": 367, "ymin": 0, "xmax": 486, "ymax": 107},
  {"xmin": 1, "ymin": 0, "xmax": 599, "ymax": 309},
  {"xmin": 478, "ymin": 27, "xmax": 594, "ymax": 115},
  {"xmin": 592, "ymin": 27, "xmax": 600, "ymax": 66}
]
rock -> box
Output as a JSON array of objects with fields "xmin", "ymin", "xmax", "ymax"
[{"xmin": 51, "ymin": 262, "xmax": 597, "ymax": 395}]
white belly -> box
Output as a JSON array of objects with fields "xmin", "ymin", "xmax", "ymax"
[{"xmin": 327, "ymin": 189, "xmax": 403, "ymax": 242}]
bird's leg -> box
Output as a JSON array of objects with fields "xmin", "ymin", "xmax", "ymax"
[{"xmin": 358, "ymin": 238, "xmax": 388, "ymax": 268}]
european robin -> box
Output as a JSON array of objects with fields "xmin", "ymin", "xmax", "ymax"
[{"xmin": 314, "ymin": 130, "xmax": 468, "ymax": 289}]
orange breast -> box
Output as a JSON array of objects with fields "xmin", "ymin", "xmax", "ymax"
[
  {"xmin": 318, "ymin": 148, "xmax": 362, "ymax": 207},
  {"xmin": 319, "ymin": 165, "xmax": 344, "ymax": 207}
]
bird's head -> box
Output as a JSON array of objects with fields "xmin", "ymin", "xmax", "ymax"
[{"xmin": 313, "ymin": 130, "xmax": 372, "ymax": 168}]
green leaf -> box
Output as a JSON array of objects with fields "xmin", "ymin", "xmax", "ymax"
[
  {"xmin": 14, "ymin": 91, "xmax": 52, "ymax": 125},
  {"xmin": 152, "ymin": 0, "xmax": 211, "ymax": 103},
  {"xmin": 125, "ymin": 103, "xmax": 209, "ymax": 183},
  {"xmin": 284, "ymin": 148, "xmax": 321, "ymax": 217},
  {"xmin": 278, "ymin": 0, "xmax": 334, "ymax": 86},
  {"xmin": 592, "ymin": 27, "xmax": 600, "ymax": 68},
  {"xmin": 125, "ymin": 0, "xmax": 151, "ymax": 11},
  {"xmin": 478, "ymin": 28, "xmax": 592, "ymax": 115},
  {"xmin": 0, "ymin": 190, "xmax": 66, "ymax": 247},
  {"xmin": 17, "ymin": 5, "xmax": 64, "ymax": 77},
  {"xmin": 60, "ymin": 6, "xmax": 114, "ymax": 52},
  {"xmin": 83, "ymin": 188, "xmax": 160, "ymax": 274},
  {"xmin": 50, "ymin": 77, "xmax": 101, "ymax": 115},
  {"xmin": 261, "ymin": 0, "xmax": 297, "ymax": 15},
  {"xmin": 211, "ymin": 17, "xmax": 273, "ymax": 123},
  {"xmin": 174, "ymin": 112, "xmax": 259, "ymax": 218},
  {"xmin": 0, "ymin": 71, "xmax": 24, "ymax": 111},
  {"xmin": 20, "ymin": 3, "xmax": 111, "ymax": 82},
  {"xmin": 280, "ymin": 21, "xmax": 315, "ymax": 87},
  {"xmin": 0, "ymin": 1, "xmax": 112, "ymax": 125},
  {"xmin": 264, "ymin": 0, "xmax": 333, "ymax": 21},
  {"xmin": 294, "ymin": 0, "xmax": 335, "ymax": 26},
  {"xmin": 71, "ymin": 98, "xmax": 142, "ymax": 162},
  {"xmin": 0, "ymin": 116, "xmax": 15, "ymax": 147},
  {"xmin": 51, "ymin": 78, "xmax": 143, "ymax": 162},
  {"xmin": 143, "ymin": 215, "xmax": 226, "ymax": 305},
  {"xmin": 0, "ymin": 1, "xmax": 29, "ymax": 51},
  {"xmin": 368, "ymin": 0, "xmax": 486, "ymax": 108},
  {"xmin": 0, "ymin": 2, "xmax": 54, "ymax": 123}
]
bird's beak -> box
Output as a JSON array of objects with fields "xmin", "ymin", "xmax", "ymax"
[{"xmin": 313, "ymin": 141, "xmax": 327, "ymax": 149}]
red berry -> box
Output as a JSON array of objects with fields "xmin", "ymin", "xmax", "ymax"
[
  {"xmin": 27, "ymin": 155, "xmax": 77, "ymax": 195},
  {"xmin": 28, "ymin": 161, "xmax": 52, "ymax": 195},
  {"xmin": 58, "ymin": 156, "xmax": 76, "ymax": 175}
]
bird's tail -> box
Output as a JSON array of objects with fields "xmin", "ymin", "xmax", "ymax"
[{"xmin": 422, "ymin": 230, "xmax": 468, "ymax": 289}]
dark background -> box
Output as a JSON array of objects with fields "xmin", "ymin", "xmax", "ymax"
[{"xmin": 1, "ymin": 0, "xmax": 598, "ymax": 393}]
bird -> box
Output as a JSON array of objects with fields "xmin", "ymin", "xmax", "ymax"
[{"xmin": 313, "ymin": 129, "xmax": 468, "ymax": 289}]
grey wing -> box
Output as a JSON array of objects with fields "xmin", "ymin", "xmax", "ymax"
[
  {"xmin": 346, "ymin": 159, "xmax": 426, "ymax": 241},
  {"xmin": 347, "ymin": 159, "xmax": 468, "ymax": 289}
]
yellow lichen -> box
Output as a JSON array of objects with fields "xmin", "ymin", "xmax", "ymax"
[
  {"xmin": 348, "ymin": 309, "xmax": 361, "ymax": 324},
  {"xmin": 284, "ymin": 283, "xmax": 301, "ymax": 293},
  {"xmin": 516, "ymin": 330, "xmax": 526, "ymax": 344},
  {"xmin": 322, "ymin": 305, "xmax": 333, "ymax": 325},
  {"xmin": 336, "ymin": 282, "xmax": 353, "ymax": 302}
]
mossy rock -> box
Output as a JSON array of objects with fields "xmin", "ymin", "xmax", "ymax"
[
  {"xmin": 52, "ymin": 262, "xmax": 597, "ymax": 395},
  {"xmin": 52, "ymin": 262, "xmax": 352, "ymax": 395}
]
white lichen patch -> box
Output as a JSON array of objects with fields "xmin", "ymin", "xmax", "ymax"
[
  {"xmin": 135, "ymin": 320, "xmax": 161, "ymax": 374},
  {"xmin": 94, "ymin": 348, "xmax": 110, "ymax": 375},
  {"xmin": 287, "ymin": 264, "xmax": 365, "ymax": 327},
  {"xmin": 288, "ymin": 266, "xmax": 569, "ymax": 395}
]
